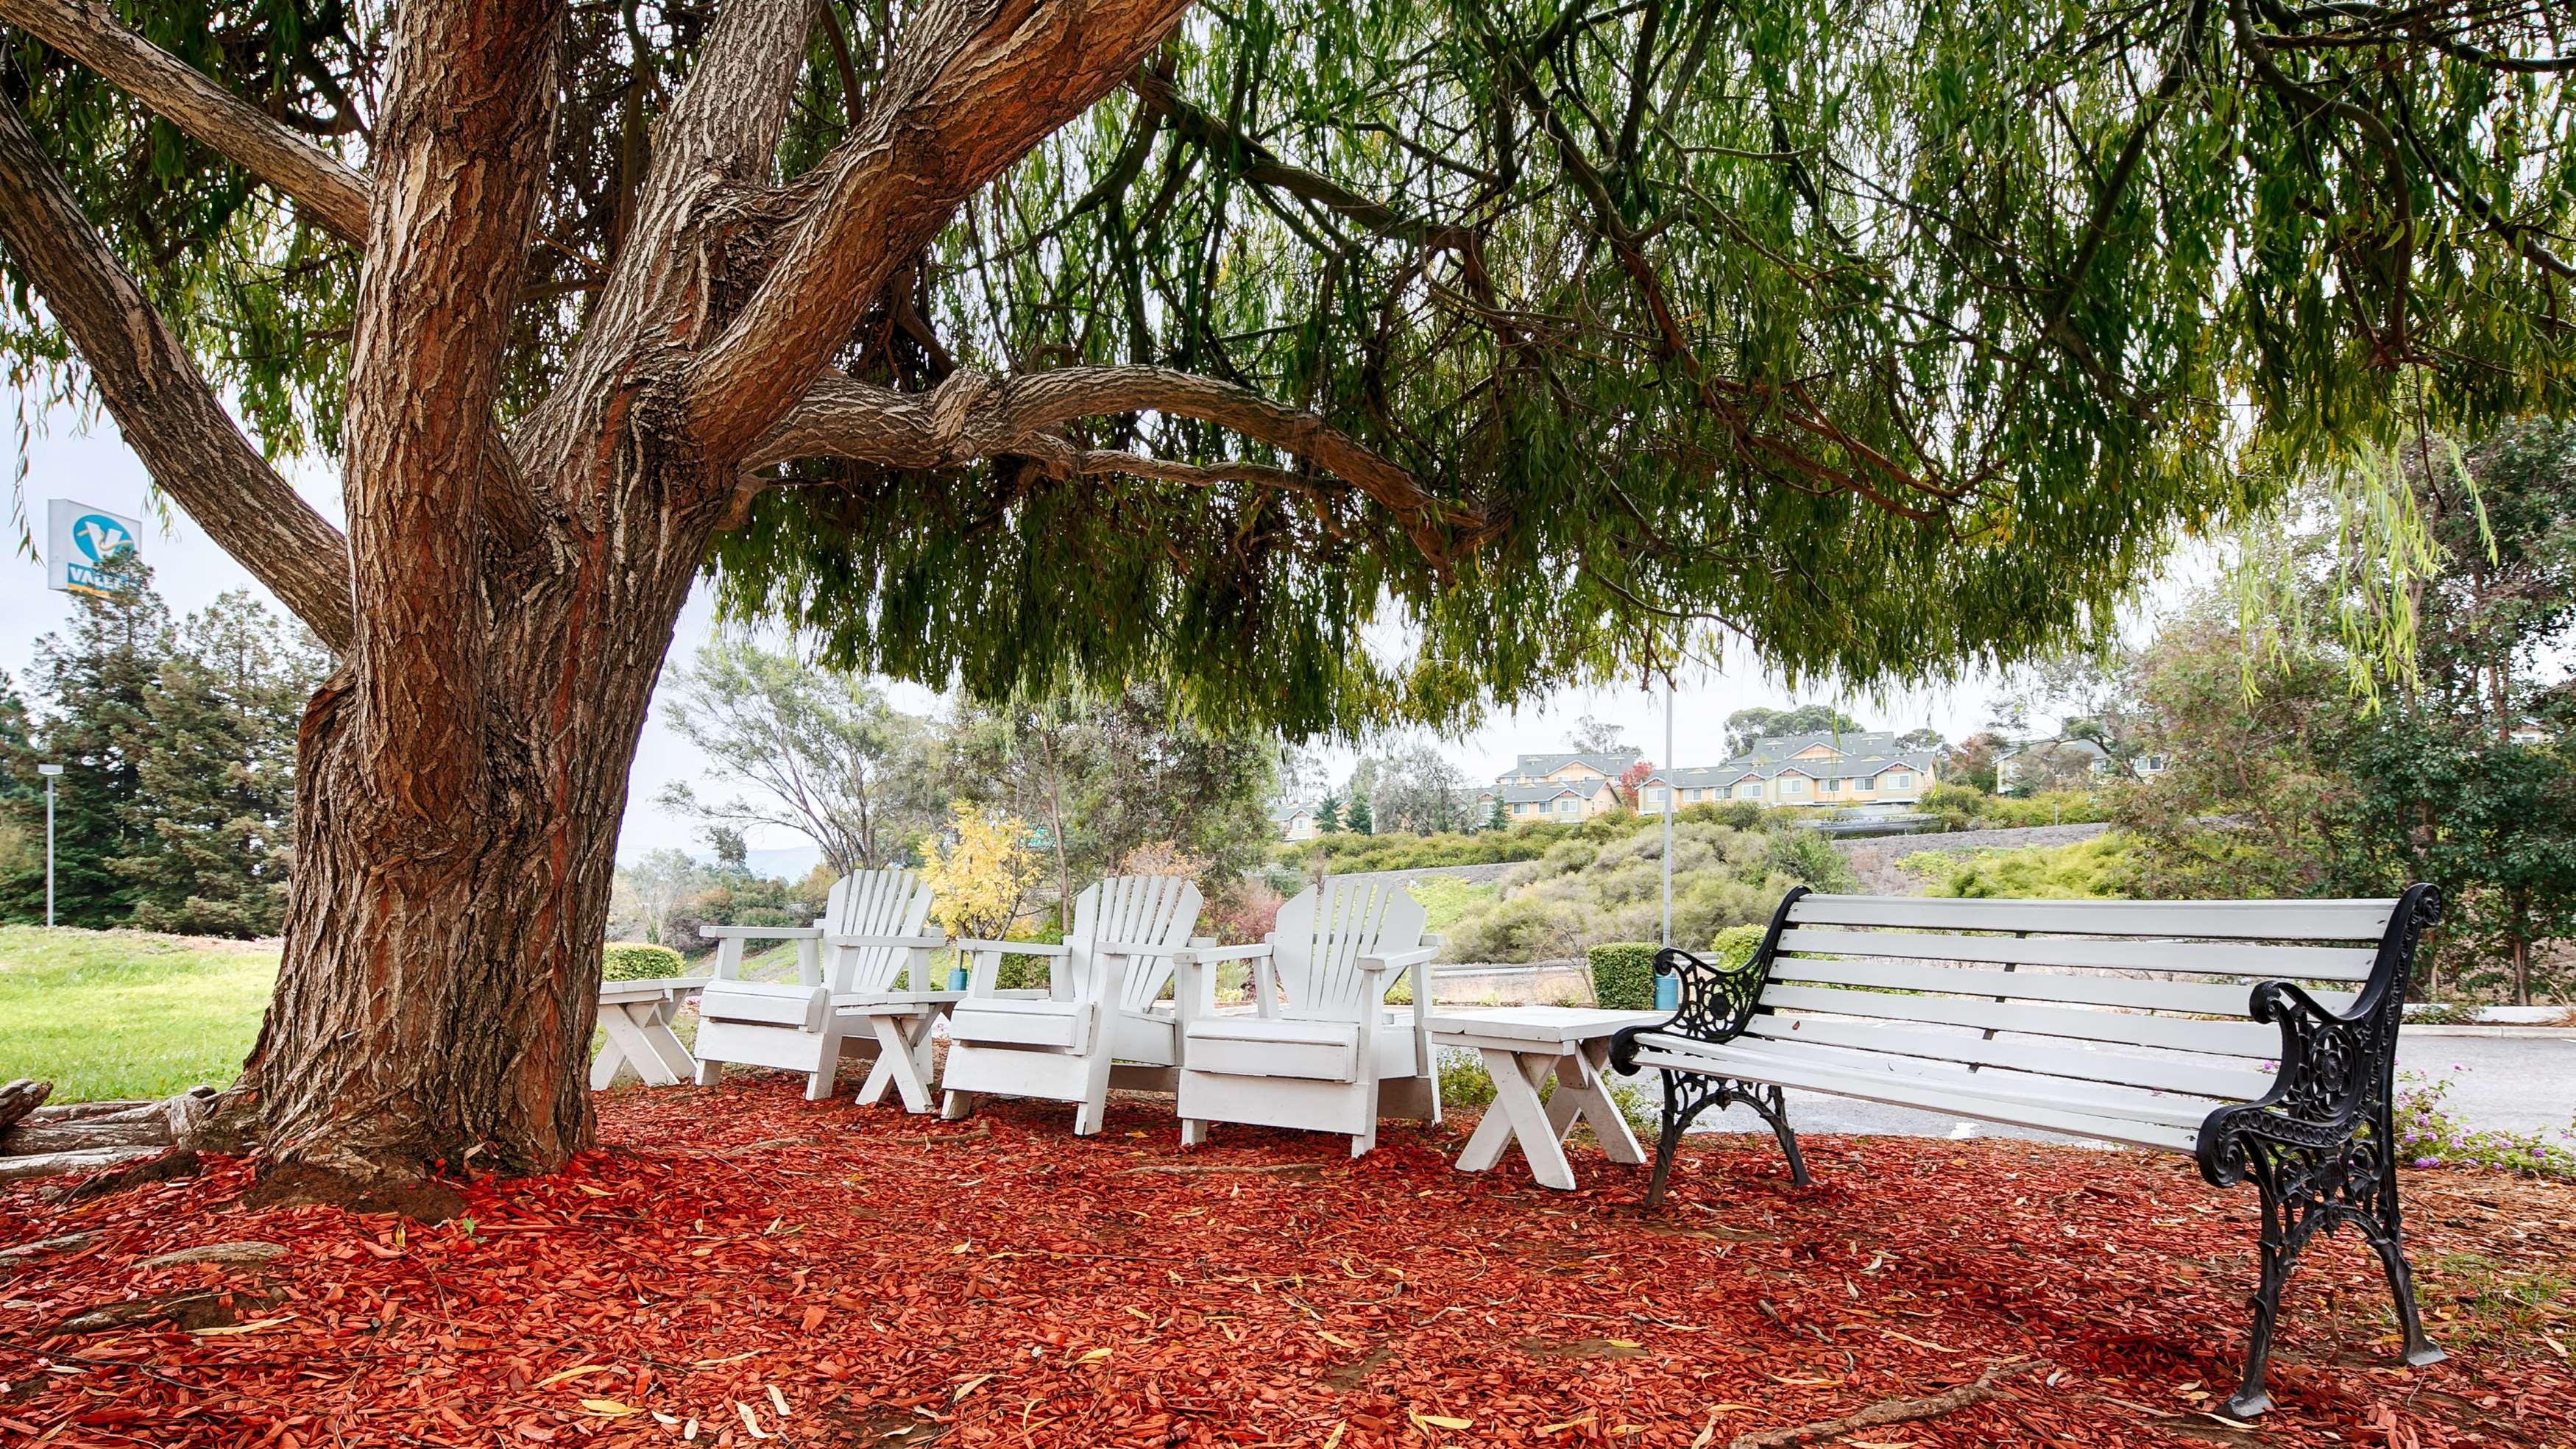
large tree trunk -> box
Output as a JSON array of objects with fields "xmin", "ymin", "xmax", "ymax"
[{"xmin": 238, "ymin": 456, "xmax": 724, "ymax": 1187}]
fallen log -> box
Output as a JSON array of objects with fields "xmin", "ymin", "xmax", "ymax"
[
  {"xmin": 0, "ymin": 1146, "xmax": 160, "ymax": 1183},
  {"xmin": 135, "ymin": 1241, "xmax": 288, "ymax": 1271},
  {"xmin": 0, "ymin": 1079, "xmax": 49, "ymax": 1133},
  {"xmin": 1, "ymin": 1088, "xmax": 216, "ymax": 1157},
  {"xmin": 1729, "ymin": 1361, "xmax": 2034, "ymax": 1449},
  {"xmin": 24, "ymin": 1099, "xmax": 151, "ymax": 1125}
]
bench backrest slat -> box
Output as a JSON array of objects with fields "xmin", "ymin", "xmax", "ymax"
[
  {"xmin": 1786, "ymin": 894, "xmax": 2398, "ymax": 941},
  {"xmin": 1765, "ymin": 953, "xmax": 2360, "ymax": 1018},
  {"xmin": 1772, "ymin": 927, "xmax": 2380, "ymax": 982},
  {"xmin": 1736, "ymin": 1014, "xmax": 2280, "ymax": 1100},
  {"xmin": 1758, "ymin": 982, "xmax": 2282, "ymax": 1057}
]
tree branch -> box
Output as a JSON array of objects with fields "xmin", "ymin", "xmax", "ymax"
[
  {"xmin": 0, "ymin": 0, "xmax": 369, "ymax": 245},
  {"xmin": 746, "ymin": 365, "xmax": 1478, "ymax": 562},
  {"xmin": 337, "ymin": 0, "xmax": 558, "ymax": 813},
  {"xmin": 684, "ymin": 0, "xmax": 1197, "ymax": 465},
  {"xmin": 0, "ymin": 95, "xmax": 355, "ymax": 653}
]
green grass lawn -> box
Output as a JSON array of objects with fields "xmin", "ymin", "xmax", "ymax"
[{"xmin": 0, "ymin": 926, "xmax": 279, "ymax": 1103}]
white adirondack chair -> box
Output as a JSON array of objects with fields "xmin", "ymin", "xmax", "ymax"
[
  {"xmin": 691, "ymin": 868, "xmax": 953, "ymax": 1107},
  {"xmin": 1172, "ymin": 877, "xmax": 1441, "ymax": 1157},
  {"xmin": 938, "ymin": 875, "xmax": 1206, "ymax": 1136}
]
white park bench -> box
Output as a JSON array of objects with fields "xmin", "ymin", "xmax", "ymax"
[{"xmin": 1608, "ymin": 883, "xmax": 2446, "ymax": 1420}]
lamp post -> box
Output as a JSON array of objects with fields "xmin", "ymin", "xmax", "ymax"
[
  {"xmin": 1660, "ymin": 684, "xmax": 1674, "ymax": 949},
  {"xmin": 37, "ymin": 763, "xmax": 64, "ymax": 928}
]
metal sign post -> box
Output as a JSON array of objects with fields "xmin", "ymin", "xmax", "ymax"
[
  {"xmin": 38, "ymin": 763, "xmax": 63, "ymax": 927},
  {"xmin": 1661, "ymin": 683, "xmax": 1674, "ymax": 949}
]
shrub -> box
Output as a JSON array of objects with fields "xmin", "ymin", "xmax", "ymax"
[
  {"xmin": 1707, "ymin": 922, "xmax": 1766, "ymax": 969},
  {"xmin": 1903, "ymin": 834, "xmax": 2140, "ymax": 899},
  {"xmin": 601, "ymin": 943, "xmax": 684, "ymax": 980},
  {"xmin": 1408, "ymin": 876, "xmax": 1498, "ymax": 940},
  {"xmin": 1589, "ymin": 941, "xmax": 1660, "ymax": 1010},
  {"xmin": 1763, "ymin": 829, "xmax": 1859, "ymax": 893},
  {"xmin": 2394, "ymin": 1069, "xmax": 2576, "ymax": 1180}
]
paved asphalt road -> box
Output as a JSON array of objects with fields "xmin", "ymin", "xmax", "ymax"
[{"xmin": 1677, "ymin": 1031, "xmax": 2576, "ymax": 1147}]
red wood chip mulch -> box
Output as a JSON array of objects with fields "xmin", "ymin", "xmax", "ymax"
[{"xmin": 3, "ymin": 1078, "xmax": 2571, "ymax": 1448}]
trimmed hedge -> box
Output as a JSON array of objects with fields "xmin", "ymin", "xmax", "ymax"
[
  {"xmin": 1588, "ymin": 940, "xmax": 1660, "ymax": 1010},
  {"xmin": 1708, "ymin": 923, "xmax": 1766, "ymax": 971},
  {"xmin": 602, "ymin": 943, "xmax": 684, "ymax": 980}
]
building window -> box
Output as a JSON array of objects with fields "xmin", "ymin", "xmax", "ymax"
[
  {"xmin": 1885, "ymin": 773, "xmax": 1914, "ymax": 790},
  {"xmin": 1858, "ymin": 775, "xmax": 1877, "ymax": 790},
  {"xmin": 1643, "ymin": 787, "xmax": 1666, "ymax": 809},
  {"xmin": 1554, "ymin": 798, "xmax": 1577, "ymax": 816},
  {"xmin": 1736, "ymin": 782, "xmax": 1761, "ymax": 800},
  {"xmin": 1780, "ymin": 777, "xmax": 1808, "ymax": 797}
]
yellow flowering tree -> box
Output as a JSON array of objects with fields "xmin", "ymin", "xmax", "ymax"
[{"xmin": 922, "ymin": 803, "xmax": 1038, "ymax": 942}]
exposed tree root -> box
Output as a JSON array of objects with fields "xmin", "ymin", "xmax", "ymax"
[
  {"xmin": 45, "ymin": 1147, "xmax": 202, "ymax": 1205},
  {"xmin": 43, "ymin": 1284, "xmax": 277, "ymax": 1336},
  {"xmin": 240, "ymin": 1163, "xmax": 467, "ymax": 1223},
  {"xmin": 1729, "ymin": 1360, "xmax": 2034, "ymax": 1449}
]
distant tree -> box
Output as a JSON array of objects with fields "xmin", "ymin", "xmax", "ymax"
[
  {"xmin": 1725, "ymin": 705, "xmax": 1866, "ymax": 758},
  {"xmin": 1568, "ymin": 716, "xmax": 1634, "ymax": 755},
  {"xmin": 704, "ymin": 826, "xmax": 753, "ymax": 877},
  {"xmin": 1998, "ymin": 648, "xmax": 2153, "ymax": 775},
  {"xmin": 619, "ymin": 849, "xmax": 714, "ymax": 949},
  {"xmin": 1615, "ymin": 759, "xmax": 1655, "ymax": 809},
  {"xmin": 1896, "ymin": 727, "xmax": 1946, "ymax": 751},
  {"xmin": 1344, "ymin": 796, "xmax": 1375, "ymax": 836},
  {"xmin": 0, "ymin": 555, "xmax": 166, "ymax": 926},
  {"xmin": 921, "ymin": 804, "xmax": 1039, "ymax": 941},
  {"xmin": 1316, "ymin": 796, "xmax": 1342, "ymax": 835},
  {"xmin": 1947, "ymin": 731, "xmax": 2009, "ymax": 794},
  {"xmin": 1485, "ymin": 796, "xmax": 1508, "ymax": 832},
  {"xmin": 655, "ymin": 642, "xmax": 939, "ymax": 876},
  {"xmin": 1372, "ymin": 743, "xmax": 1469, "ymax": 834},
  {"xmin": 116, "ymin": 592, "xmax": 328, "ymax": 936},
  {"xmin": 2003, "ymin": 740, "xmax": 2109, "ymax": 796}
]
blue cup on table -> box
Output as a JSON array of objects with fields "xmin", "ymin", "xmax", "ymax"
[{"xmin": 1655, "ymin": 971, "xmax": 1680, "ymax": 1012}]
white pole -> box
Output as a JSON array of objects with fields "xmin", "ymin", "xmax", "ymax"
[
  {"xmin": 1661, "ymin": 682, "xmax": 1674, "ymax": 949},
  {"xmin": 39, "ymin": 764, "xmax": 63, "ymax": 928}
]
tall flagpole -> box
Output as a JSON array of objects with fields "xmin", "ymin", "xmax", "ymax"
[{"xmin": 1661, "ymin": 681, "xmax": 1674, "ymax": 949}]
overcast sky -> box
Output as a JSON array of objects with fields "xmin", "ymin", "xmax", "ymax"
[{"xmin": 4, "ymin": 394, "xmax": 2092, "ymax": 865}]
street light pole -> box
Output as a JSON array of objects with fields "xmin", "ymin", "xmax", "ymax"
[
  {"xmin": 1661, "ymin": 684, "xmax": 1674, "ymax": 949},
  {"xmin": 37, "ymin": 763, "xmax": 64, "ymax": 928}
]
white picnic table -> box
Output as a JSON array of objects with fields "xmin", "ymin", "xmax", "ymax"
[
  {"xmin": 592, "ymin": 976, "xmax": 713, "ymax": 1088},
  {"xmin": 1428, "ymin": 1006, "xmax": 1666, "ymax": 1190}
]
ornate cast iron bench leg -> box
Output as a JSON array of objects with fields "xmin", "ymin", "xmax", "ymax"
[{"xmin": 1643, "ymin": 1071, "xmax": 1810, "ymax": 1208}]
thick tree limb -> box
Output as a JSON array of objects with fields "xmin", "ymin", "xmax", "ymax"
[
  {"xmin": 339, "ymin": 0, "xmax": 558, "ymax": 813},
  {"xmin": 749, "ymin": 366, "xmax": 1475, "ymax": 560},
  {"xmin": 0, "ymin": 0, "xmax": 369, "ymax": 245},
  {"xmin": 685, "ymin": 0, "xmax": 1196, "ymax": 463},
  {"xmin": 0, "ymin": 97, "xmax": 356, "ymax": 652},
  {"xmin": 520, "ymin": 0, "xmax": 818, "ymax": 467}
]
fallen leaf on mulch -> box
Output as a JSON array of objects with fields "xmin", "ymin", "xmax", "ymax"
[{"xmin": 1, "ymin": 1077, "xmax": 2569, "ymax": 1448}]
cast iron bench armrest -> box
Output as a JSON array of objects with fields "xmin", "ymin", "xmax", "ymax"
[
  {"xmin": 1610, "ymin": 885, "xmax": 1808, "ymax": 1074},
  {"xmin": 2194, "ymin": 882, "xmax": 2442, "ymax": 1189}
]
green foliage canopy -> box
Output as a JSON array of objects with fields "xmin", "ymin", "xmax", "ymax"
[{"xmin": 10, "ymin": 0, "xmax": 2576, "ymax": 735}]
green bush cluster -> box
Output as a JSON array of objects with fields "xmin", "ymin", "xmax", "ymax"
[
  {"xmin": 1441, "ymin": 818, "xmax": 1855, "ymax": 963},
  {"xmin": 1901, "ymin": 834, "xmax": 2140, "ymax": 899},
  {"xmin": 1587, "ymin": 941, "xmax": 1660, "ymax": 1010},
  {"xmin": 1917, "ymin": 783, "xmax": 2111, "ymax": 832},
  {"xmin": 601, "ymin": 943, "xmax": 684, "ymax": 980}
]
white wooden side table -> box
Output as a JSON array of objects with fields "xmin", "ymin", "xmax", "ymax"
[
  {"xmin": 1428, "ymin": 1007, "xmax": 1666, "ymax": 1190},
  {"xmin": 592, "ymin": 977, "xmax": 712, "ymax": 1088}
]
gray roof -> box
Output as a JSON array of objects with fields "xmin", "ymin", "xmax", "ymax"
[
  {"xmin": 1735, "ymin": 730, "xmax": 1904, "ymax": 762},
  {"xmin": 1498, "ymin": 751, "xmax": 1641, "ymax": 784},
  {"xmin": 1647, "ymin": 750, "xmax": 1935, "ymax": 787},
  {"xmin": 1480, "ymin": 778, "xmax": 1621, "ymax": 805}
]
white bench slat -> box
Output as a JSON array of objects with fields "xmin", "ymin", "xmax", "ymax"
[
  {"xmin": 1787, "ymin": 894, "xmax": 2397, "ymax": 941},
  {"xmin": 1628, "ymin": 1042, "xmax": 2204, "ymax": 1153},
  {"xmin": 1758, "ymin": 983, "xmax": 2282, "ymax": 1059},
  {"xmin": 1772, "ymin": 928, "xmax": 2380, "ymax": 982},
  {"xmin": 1666, "ymin": 1036, "xmax": 2221, "ymax": 1129},
  {"xmin": 1735, "ymin": 1015, "xmax": 2279, "ymax": 1099},
  {"xmin": 1766, "ymin": 954, "xmax": 2357, "ymax": 1018}
]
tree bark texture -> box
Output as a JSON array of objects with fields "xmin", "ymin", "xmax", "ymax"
[{"xmin": 0, "ymin": 0, "xmax": 1414, "ymax": 1188}]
